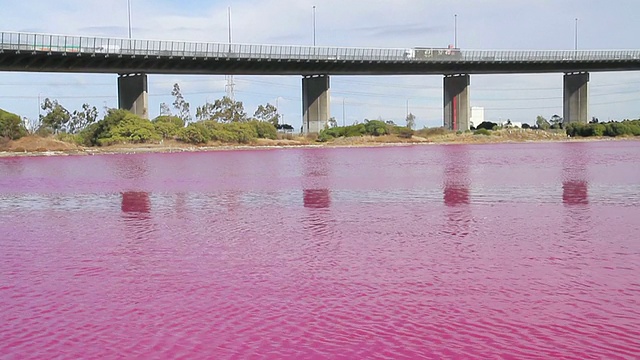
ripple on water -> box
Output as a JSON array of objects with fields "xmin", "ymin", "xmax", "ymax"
[{"xmin": 1, "ymin": 142, "xmax": 640, "ymax": 359}]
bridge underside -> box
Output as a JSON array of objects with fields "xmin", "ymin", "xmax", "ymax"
[{"xmin": 0, "ymin": 51, "xmax": 639, "ymax": 75}]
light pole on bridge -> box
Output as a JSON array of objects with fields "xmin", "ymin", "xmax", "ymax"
[
  {"xmin": 454, "ymin": 14, "xmax": 458, "ymax": 48},
  {"xmin": 313, "ymin": 5, "xmax": 317, "ymax": 46},
  {"xmin": 574, "ymin": 18, "xmax": 579, "ymax": 50},
  {"xmin": 127, "ymin": 0, "xmax": 132, "ymax": 39}
]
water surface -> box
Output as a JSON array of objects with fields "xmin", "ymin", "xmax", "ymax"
[{"xmin": 1, "ymin": 141, "xmax": 639, "ymax": 359}]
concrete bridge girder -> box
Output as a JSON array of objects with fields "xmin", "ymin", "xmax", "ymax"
[
  {"xmin": 444, "ymin": 74, "xmax": 470, "ymax": 131},
  {"xmin": 117, "ymin": 73, "xmax": 149, "ymax": 119},
  {"xmin": 302, "ymin": 75, "xmax": 330, "ymax": 134},
  {"xmin": 563, "ymin": 72, "xmax": 589, "ymax": 124}
]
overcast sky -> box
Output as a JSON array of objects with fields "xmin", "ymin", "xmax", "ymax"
[{"xmin": 1, "ymin": 0, "xmax": 640, "ymax": 129}]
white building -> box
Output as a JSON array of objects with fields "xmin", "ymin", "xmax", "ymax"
[{"xmin": 470, "ymin": 106, "xmax": 484, "ymax": 128}]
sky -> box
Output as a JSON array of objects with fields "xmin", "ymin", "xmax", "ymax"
[{"xmin": 1, "ymin": 0, "xmax": 640, "ymax": 129}]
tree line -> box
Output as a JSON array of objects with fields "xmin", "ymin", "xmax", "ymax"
[
  {"xmin": 0, "ymin": 83, "xmax": 294, "ymax": 145},
  {"xmin": 2, "ymin": 88, "xmax": 640, "ymax": 144}
]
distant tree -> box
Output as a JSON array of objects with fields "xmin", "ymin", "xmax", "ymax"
[
  {"xmin": 405, "ymin": 112, "xmax": 416, "ymax": 130},
  {"xmin": 385, "ymin": 120, "xmax": 397, "ymax": 126},
  {"xmin": 536, "ymin": 115, "xmax": 551, "ymax": 130},
  {"xmin": 68, "ymin": 103, "xmax": 99, "ymax": 134},
  {"xmin": 590, "ymin": 116, "xmax": 599, "ymax": 124},
  {"xmin": 159, "ymin": 103, "xmax": 172, "ymax": 117},
  {"xmin": 171, "ymin": 83, "xmax": 191, "ymax": 123},
  {"xmin": 40, "ymin": 98, "xmax": 71, "ymax": 134},
  {"xmin": 196, "ymin": 101, "xmax": 216, "ymax": 122},
  {"xmin": 253, "ymin": 103, "xmax": 280, "ymax": 126},
  {"xmin": 522, "ymin": 123, "xmax": 531, "ymax": 129},
  {"xmin": 550, "ymin": 114, "xmax": 563, "ymax": 127},
  {"xmin": 210, "ymin": 96, "xmax": 247, "ymax": 123},
  {"xmin": 476, "ymin": 121, "xmax": 498, "ymax": 130},
  {"xmin": 328, "ymin": 117, "xmax": 338, "ymax": 128}
]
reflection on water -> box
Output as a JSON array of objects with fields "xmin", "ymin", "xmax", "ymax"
[
  {"xmin": 121, "ymin": 191, "xmax": 151, "ymax": 214},
  {"xmin": 120, "ymin": 191, "xmax": 154, "ymax": 256},
  {"xmin": 562, "ymin": 143, "xmax": 590, "ymax": 206},
  {"xmin": 563, "ymin": 180, "xmax": 589, "ymax": 205},
  {"xmin": 112, "ymin": 154, "xmax": 149, "ymax": 182},
  {"xmin": 303, "ymin": 189, "xmax": 331, "ymax": 209},
  {"xmin": 561, "ymin": 143, "xmax": 593, "ymax": 244},
  {"xmin": 442, "ymin": 146, "xmax": 472, "ymax": 239}
]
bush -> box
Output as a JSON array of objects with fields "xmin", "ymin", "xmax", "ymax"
[
  {"xmin": 0, "ymin": 109, "xmax": 28, "ymax": 140},
  {"xmin": 364, "ymin": 120, "xmax": 389, "ymax": 136},
  {"xmin": 152, "ymin": 116, "xmax": 185, "ymax": 139},
  {"xmin": 344, "ymin": 124, "xmax": 367, "ymax": 137},
  {"xmin": 395, "ymin": 126, "xmax": 414, "ymax": 139},
  {"xmin": 80, "ymin": 109, "xmax": 161, "ymax": 146},
  {"xmin": 99, "ymin": 114, "xmax": 161, "ymax": 145},
  {"xmin": 604, "ymin": 122, "xmax": 631, "ymax": 137},
  {"xmin": 178, "ymin": 123, "xmax": 211, "ymax": 144},
  {"xmin": 249, "ymin": 121, "xmax": 277, "ymax": 139},
  {"xmin": 415, "ymin": 127, "xmax": 447, "ymax": 137},
  {"xmin": 224, "ymin": 122, "xmax": 258, "ymax": 143},
  {"xmin": 474, "ymin": 128, "xmax": 491, "ymax": 136},
  {"xmin": 55, "ymin": 132, "xmax": 82, "ymax": 145}
]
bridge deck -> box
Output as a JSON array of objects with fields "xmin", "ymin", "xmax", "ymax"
[{"xmin": 1, "ymin": 31, "xmax": 640, "ymax": 75}]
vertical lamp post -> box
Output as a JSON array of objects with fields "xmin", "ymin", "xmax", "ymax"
[
  {"xmin": 574, "ymin": 18, "xmax": 578, "ymax": 50},
  {"xmin": 313, "ymin": 6, "xmax": 317, "ymax": 46},
  {"xmin": 342, "ymin": 98, "xmax": 346, "ymax": 127},
  {"xmin": 127, "ymin": 0, "xmax": 132, "ymax": 39},
  {"xmin": 454, "ymin": 14, "xmax": 458, "ymax": 48}
]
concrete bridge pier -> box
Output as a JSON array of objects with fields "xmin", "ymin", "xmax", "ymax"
[
  {"xmin": 118, "ymin": 73, "xmax": 149, "ymax": 119},
  {"xmin": 563, "ymin": 72, "xmax": 589, "ymax": 124},
  {"xmin": 444, "ymin": 74, "xmax": 470, "ymax": 131},
  {"xmin": 302, "ymin": 74, "xmax": 330, "ymax": 134}
]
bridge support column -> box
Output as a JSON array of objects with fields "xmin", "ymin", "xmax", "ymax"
[
  {"xmin": 563, "ymin": 72, "xmax": 589, "ymax": 124},
  {"xmin": 444, "ymin": 74, "xmax": 470, "ymax": 131},
  {"xmin": 118, "ymin": 73, "xmax": 149, "ymax": 119},
  {"xmin": 302, "ymin": 75, "xmax": 330, "ymax": 134}
]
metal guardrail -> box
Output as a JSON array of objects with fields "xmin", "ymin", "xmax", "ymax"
[{"xmin": 1, "ymin": 31, "xmax": 640, "ymax": 63}]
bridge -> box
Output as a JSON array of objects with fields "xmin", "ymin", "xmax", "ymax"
[{"xmin": 2, "ymin": 31, "xmax": 640, "ymax": 132}]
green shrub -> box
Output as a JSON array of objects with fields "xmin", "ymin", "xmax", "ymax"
[
  {"xmin": 416, "ymin": 127, "xmax": 447, "ymax": 137},
  {"xmin": 364, "ymin": 120, "xmax": 389, "ymax": 136},
  {"xmin": 604, "ymin": 122, "xmax": 631, "ymax": 137},
  {"xmin": 249, "ymin": 121, "xmax": 277, "ymax": 139},
  {"xmin": 474, "ymin": 128, "xmax": 491, "ymax": 136},
  {"xmin": 344, "ymin": 124, "xmax": 366, "ymax": 137},
  {"xmin": 0, "ymin": 109, "xmax": 28, "ymax": 140},
  {"xmin": 179, "ymin": 123, "xmax": 211, "ymax": 144},
  {"xmin": 55, "ymin": 132, "xmax": 82, "ymax": 145},
  {"xmin": 396, "ymin": 126, "xmax": 414, "ymax": 139},
  {"xmin": 83, "ymin": 110, "xmax": 161, "ymax": 146},
  {"xmin": 152, "ymin": 116, "xmax": 184, "ymax": 139}
]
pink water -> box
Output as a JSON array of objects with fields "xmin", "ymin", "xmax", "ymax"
[{"xmin": 1, "ymin": 141, "xmax": 639, "ymax": 359}]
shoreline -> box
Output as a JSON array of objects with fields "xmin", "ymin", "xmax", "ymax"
[{"xmin": 1, "ymin": 134, "xmax": 636, "ymax": 158}]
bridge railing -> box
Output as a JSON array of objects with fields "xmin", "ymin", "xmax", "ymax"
[{"xmin": 1, "ymin": 31, "xmax": 640, "ymax": 63}]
